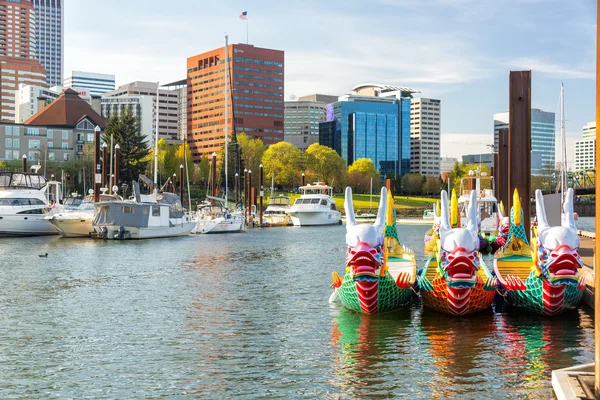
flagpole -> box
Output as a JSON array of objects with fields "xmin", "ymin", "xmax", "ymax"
[{"xmin": 246, "ymin": 18, "xmax": 248, "ymax": 44}]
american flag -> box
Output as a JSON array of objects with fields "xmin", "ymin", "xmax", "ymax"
[{"xmin": 239, "ymin": 11, "xmax": 248, "ymax": 20}]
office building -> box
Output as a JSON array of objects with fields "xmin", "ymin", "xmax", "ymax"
[
  {"xmin": 462, "ymin": 153, "xmax": 494, "ymax": 168},
  {"xmin": 187, "ymin": 43, "xmax": 284, "ymax": 161},
  {"xmin": 575, "ymin": 122, "xmax": 596, "ymax": 171},
  {"xmin": 0, "ymin": 59, "xmax": 46, "ymax": 122},
  {"xmin": 101, "ymin": 81, "xmax": 179, "ymax": 144},
  {"xmin": 284, "ymin": 99, "xmax": 328, "ymax": 152},
  {"xmin": 440, "ymin": 156, "xmax": 458, "ymax": 174},
  {"xmin": 410, "ymin": 98, "xmax": 441, "ymax": 176},
  {"xmin": 15, "ymin": 84, "xmax": 98, "ymax": 123},
  {"xmin": 1, "ymin": 89, "xmax": 106, "ymax": 162},
  {"xmin": 0, "ymin": 0, "xmax": 37, "ymax": 59},
  {"xmin": 64, "ymin": 71, "xmax": 115, "ymax": 96},
  {"xmin": 31, "ymin": 0, "xmax": 63, "ymax": 87},
  {"xmin": 494, "ymin": 109, "xmax": 555, "ymax": 175},
  {"xmin": 298, "ymin": 94, "xmax": 338, "ymax": 103},
  {"xmin": 319, "ymin": 84, "xmax": 416, "ymax": 179}
]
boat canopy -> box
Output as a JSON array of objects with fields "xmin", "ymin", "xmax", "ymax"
[
  {"xmin": 0, "ymin": 172, "xmax": 48, "ymax": 189},
  {"xmin": 93, "ymin": 202, "xmax": 151, "ymax": 228}
]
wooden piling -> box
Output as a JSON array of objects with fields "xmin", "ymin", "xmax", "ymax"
[
  {"xmin": 93, "ymin": 126, "xmax": 101, "ymax": 203},
  {"xmin": 302, "ymin": 172, "xmax": 305, "ymax": 187},
  {"xmin": 211, "ymin": 152, "xmax": 217, "ymax": 204},
  {"xmin": 101, "ymin": 142, "xmax": 107, "ymax": 190},
  {"xmin": 248, "ymin": 170, "xmax": 252, "ymax": 221},
  {"xmin": 508, "ymin": 71, "xmax": 531, "ymax": 240},
  {"xmin": 113, "ymin": 144, "xmax": 120, "ymax": 190},
  {"xmin": 21, "ymin": 154, "xmax": 26, "ymax": 173},
  {"xmin": 259, "ymin": 164, "xmax": 263, "ymax": 227}
]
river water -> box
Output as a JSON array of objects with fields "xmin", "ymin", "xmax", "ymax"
[{"xmin": 0, "ymin": 224, "xmax": 594, "ymax": 399}]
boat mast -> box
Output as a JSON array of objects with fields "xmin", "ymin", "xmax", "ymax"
[
  {"xmin": 153, "ymin": 82, "xmax": 160, "ymax": 192},
  {"xmin": 224, "ymin": 35, "xmax": 229, "ymax": 207},
  {"xmin": 560, "ymin": 82, "xmax": 567, "ymax": 205}
]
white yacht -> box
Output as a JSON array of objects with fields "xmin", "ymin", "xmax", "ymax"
[
  {"xmin": 288, "ymin": 182, "xmax": 341, "ymax": 226},
  {"xmin": 263, "ymin": 195, "xmax": 291, "ymax": 227},
  {"xmin": 0, "ymin": 171, "xmax": 62, "ymax": 236},
  {"xmin": 458, "ymin": 174, "xmax": 499, "ymax": 241},
  {"xmin": 93, "ymin": 181, "xmax": 195, "ymax": 240},
  {"xmin": 192, "ymin": 197, "xmax": 245, "ymax": 234},
  {"xmin": 46, "ymin": 194, "xmax": 121, "ymax": 238}
]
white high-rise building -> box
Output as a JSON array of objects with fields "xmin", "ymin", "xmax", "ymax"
[
  {"xmin": 101, "ymin": 81, "xmax": 180, "ymax": 144},
  {"xmin": 575, "ymin": 122, "xmax": 596, "ymax": 172},
  {"xmin": 31, "ymin": 0, "xmax": 64, "ymax": 88},
  {"xmin": 410, "ymin": 98, "xmax": 441, "ymax": 176},
  {"xmin": 64, "ymin": 71, "xmax": 116, "ymax": 96}
]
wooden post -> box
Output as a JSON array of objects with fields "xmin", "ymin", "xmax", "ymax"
[
  {"xmin": 259, "ymin": 164, "xmax": 263, "ymax": 227},
  {"xmin": 93, "ymin": 126, "xmax": 101, "ymax": 202},
  {"xmin": 101, "ymin": 142, "xmax": 107, "ymax": 190},
  {"xmin": 493, "ymin": 152, "xmax": 499, "ymax": 199},
  {"xmin": 113, "ymin": 144, "xmax": 120, "ymax": 190},
  {"xmin": 301, "ymin": 172, "xmax": 305, "ymax": 187},
  {"xmin": 248, "ymin": 170, "xmax": 252, "ymax": 221},
  {"xmin": 234, "ymin": 173, "xmax": 239, "ymax": 206},
  {"xmin": 211, "ymin": 152, "xmax": 217, "ymax": 204},
  {"xmin": 498, "ymin": 128, "xmax": 509, "ymax": 209},
  {"xmin": 243, "ymin": 169, "xmax": 248, "ymax": 221},
  {"xmin": 508, "ymin": 71, "xmax": 532, "ymax": 241},
  {"xmin": 594, "ymin": 0, "xmax": 600, "ymax": 394},
  {"xmin": 21, "ymin": 154, "xmax": 27, "ymax": 172},
  {"xmin": 172, "ymin": 173, "xmax": 177, "ymax": 194},
  {"xmin": 179, "ymin": 164, "xmax": 184, "ymax": 207}
]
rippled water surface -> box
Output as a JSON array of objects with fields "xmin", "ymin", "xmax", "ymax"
[{"xmin": 0, "ymin": 224, "xmax": 594, "ymax": 399}]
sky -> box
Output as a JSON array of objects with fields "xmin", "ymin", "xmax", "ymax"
[{"xmin": 64, "ymin": 0, "xmax": 597, "ymax": 168}]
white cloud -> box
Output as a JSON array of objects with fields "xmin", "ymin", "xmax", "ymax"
[
  {"xmin": 441, "ymin": 133, "xmax": 495, "ymax": 160},
  {"xmin": 506, "ymin": 57, "xmax": 594, "ymax": 80}
]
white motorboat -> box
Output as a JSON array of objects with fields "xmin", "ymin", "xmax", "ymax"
[
  {"xmin": 192, "ymin": 197, "xmax": 245, "ymax": 234},
  {"xmin": 458, "ymin": 174, "xmax": 499, "ymax": 241},
  {"xmin": 288, "ymin": 182, "xmax": 341, "ymax": 226},
  {"xmin": 0, "ymin": 171, "xmax": 62, "ymax": 236},
  {"xmin": 93, "ymin": 181, "xmax": 195, "ymax": 240},
  {"xmin": 46, "ymin": 194, "xmax": 121, "ymax": 238},
  {"xmin": 263, "ymin": 195, "xmax": 291, "ymax": 227}
]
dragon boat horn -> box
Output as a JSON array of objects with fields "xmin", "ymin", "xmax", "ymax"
[
  {"xmin": 562, "ymin": 188, "xmax": 577, "ymax": 231},
  {"xmin": 535, "ymin": 189, "xmax": 550, "ymax": 233},
  {"xmin": 498, "ymin": 201, "xmax": 505, "ymax": 219},
  {"xmin": 344, "ymin": 186, "xmax": 357, "ymax": 227},
  {"xmin": 450, "ymin": 189, "xmax": 459, "ymax": 228},
  {"xmin": 440, "ymin": 190, "xmax": 450, "ymax": 237},
  {"xmin": 373, "ymin": 187, "xmax": 388, "ymax": 233},
  {"xmin": 513, "ymin": 189, "xmax": 521, "ymax": 226},
  {"xmin": 466, "ymin": 190, "xmax": 478, "ymax": 236}
]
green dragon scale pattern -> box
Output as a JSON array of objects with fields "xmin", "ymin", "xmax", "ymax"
[
  {"xmin": 337, "ymin": 272, "xmax": 413, "ymax": 313},
  {"xmin": 505, "ymin": 271, "xmax": 583, "ymax": 314},
  {"xmin": 385, "ymin": 208, "xmax": 400, "ymax": 243},
  {"xmin": 509, "ymin": 206, "xmax": 529, "ymax": 244}
]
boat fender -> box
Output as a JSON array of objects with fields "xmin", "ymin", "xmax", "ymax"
[{"xmin": 100, "ymin": 226, "xmax": 108, "ymax": 240}]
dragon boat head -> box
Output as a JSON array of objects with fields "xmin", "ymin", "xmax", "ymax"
[
  {"xmin": 345, "ymin": 186, "xmax": 387, "ymax": 282},
  {"xmin": 535, "ymin": 188, "xmax": 582, "ymax": 286},
  {"xmin": 438, "ymin": 190, "xmax": 480, "ymax": 289}
]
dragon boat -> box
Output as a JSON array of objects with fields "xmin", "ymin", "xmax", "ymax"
[
  {"xmin": 494, "ymin": 188, "xmax": 585, "ymax": 315},
  {"xmin": 417, "ymin": 190, "xmax": 496, "ymax": 316},
  {"xmin": 329, "ymin": 187, "xmax": 415, "ymax": 314}
]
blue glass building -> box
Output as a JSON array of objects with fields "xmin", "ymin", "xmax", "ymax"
[{"xmin": 319, "ymin": 94, "xmax": 411, "ymax": 179}]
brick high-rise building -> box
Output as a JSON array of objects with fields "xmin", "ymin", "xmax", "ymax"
[
  {"xmin": 0, "ymin": 0, "xmax": 46, "ymax": 122},
  {"xmin": 187, "ymin": 43, "xmax": 284, "ymax": 161}
]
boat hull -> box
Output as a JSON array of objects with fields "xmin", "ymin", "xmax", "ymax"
[
  {"xmin": 263, "ymin": 214, "xmax": 291, "ymax": 227},
  {"xmin": 47, "ymin": 216, "xmax": 94, "ymax": 238},
  {"xmin": 0, "ymin": 214, "xmax": 58, "ymax": 236},
  {"xmin": 94, "ymin": 222, "xmax": 196, "ymax": 240},
  {"xmin": 193, "ymin": 217, "xmax": 244, "ymax": 234},
  {"xmin": 289, "ymin": 211, "xmax": 341, "ymax": 226}
]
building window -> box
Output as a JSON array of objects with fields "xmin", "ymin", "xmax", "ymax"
[
  {"xmin": 62, "ymin": 130, "xmax": 68, "ymax": 139},
  {"xmin": 5, "ymin": 138, "xmax": 12, "ymax": 148},
  {"xmin": 5, "ymin": 126, "xmax": 12, "ymax": 136},
  {"xmin": 61, "ymin": 142, "xmax": 68, "ymax": 150},
  {"xmin": 28, "ymin": 139, "xmax": 40, "ymax": 149},
  {"xmin": 5, "ymin": 150, "xmax": 12, "ymax": 160},
  {"xmin": 47, "ymin": 129, "xmax": 53, "ymax": 138},
  {"xmin": 13, "ymin": 139, "xmax": 20, "ymax": 148},
  {"xmin": 87, "ymin": 133, "xmax": 94, "ymax": 142},
  {"xmin": 63, "ymin": 153, "xmax": 69, "ymax": 161},
  {"xmin": 48, "ymin": 152, "xmax": 55, "ymax": 161}
]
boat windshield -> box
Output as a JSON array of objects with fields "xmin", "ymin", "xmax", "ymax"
[
  {"xmin": 0, "ymin": 172, "xmax": 47, "ymax": 189},
  {"xmin": 269, "ymin": 196, "xmax": 290, "ymax": 205}
]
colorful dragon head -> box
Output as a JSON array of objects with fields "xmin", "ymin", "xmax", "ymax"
[
  {"xmin": 535, "ymin": 188, "xmax": 582, "ymax": 286},
  {"xmin": 344, "ymin": 186, "xmax": 387, "ymax": 281},
  {"xmin": 438, "ymin": 190, "xmax": 480, "ymax": 289}
]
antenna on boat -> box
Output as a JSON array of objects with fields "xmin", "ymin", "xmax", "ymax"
[
  {"xmin": 560, "ymin": 82, "xmax": 567, "ymax": 206},
  {"xmin": 224, "ymin": 34, "xmax": 229, "ymax": 208}
]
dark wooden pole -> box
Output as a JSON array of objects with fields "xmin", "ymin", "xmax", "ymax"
[
  {"xmin": 259, "ymin": 164, "xmax": 263, "ymax": 227},
  {"xmin": 101, "ymin": 142, "xmax": 107, "ymax": 190},
  {"xmin": 243, "ymin": 168, "xmax": 248, "ymax": 220},
  {"xmin": 93, "ymin": 126, "xmax": 101, "ymax": 202},
  {"xmin": 493, "ymin": 152, "xmax": 499, "ymax": 199},
  {"xmin": 179, "ymin": 164, "xmax": 184, "ymax": 207},
  {"xmin": 113, "ymin": 144, "xmax": 120, "ymax": 190},
  {"xmin": 508, "ymin": 71, "xmax": 531, "ymax": 240},
  {"xmin": 301, "ymin": 172, "xmax": 305, "ymax": 187},
  {"xmin": 248, "ymin": 170, "xmax": 252, "ymax": 221},
  {"xmin": 211, "ymin": 152, "xmax": 217, "ymax": 204},
  {"xmin": 498, "ymin": 128, "xmax": 509, "ymax": 210},
  {"xmin": 21, "ymin": 154, "xmax": 27, "ymax": 172},
  {"xmin": 172, "ymin": 173, "xmax": 177, "ymax": 194},
  {"xmin": 234, "ymin": 173, "xmax": 239, "ymax": 206}
]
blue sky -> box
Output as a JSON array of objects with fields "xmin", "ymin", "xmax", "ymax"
[{"xmin": 64, "ymin": 0, "xmax": 597, "ymax": 166}]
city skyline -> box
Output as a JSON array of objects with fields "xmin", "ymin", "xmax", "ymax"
[{"xmin": 63, "ymin": 0, "xmax": 596, "ymax": 165}]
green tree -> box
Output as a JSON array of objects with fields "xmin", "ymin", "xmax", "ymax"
[
  {"xmin": 422, "ymin": 176, "xmax": 442, "ymax": 196},
  {"xmin": 401, "ymin": 173, "xmax": 424, "ymax": 196},
  {"xmin": 105, "ymin": 110, "xmax": 150, "ymax": 185},
  {"xmin": 347, "ymin": 158, "xmax": 379, "ymax": 194},
  {"xmin": 305, "ymin": 143, "xmax": 347, "ymax": 190},
  {"xmin": 261, "ymin": 141, "xmax": 303, "ymax": 188}
]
